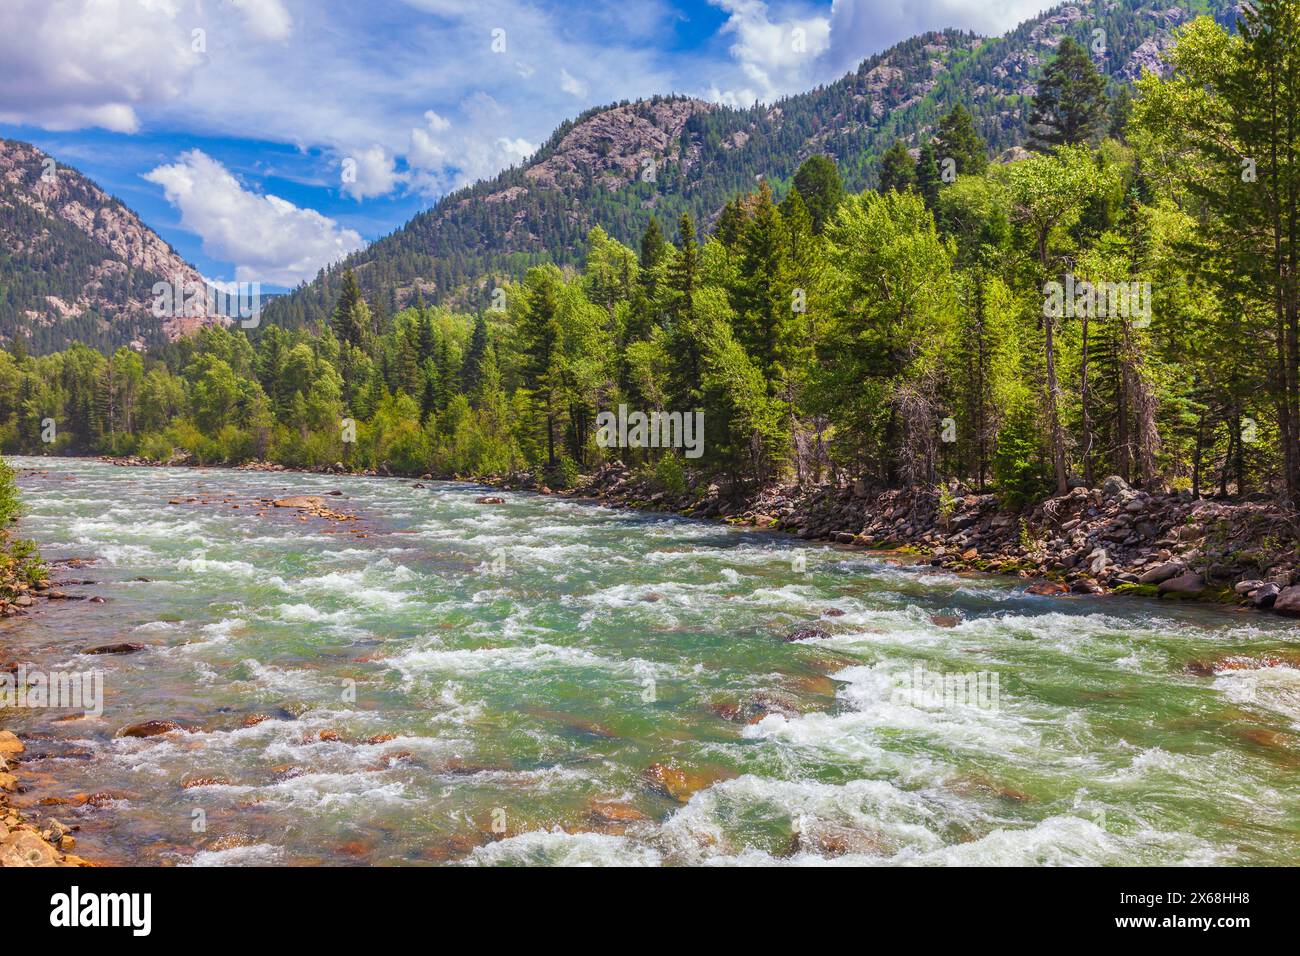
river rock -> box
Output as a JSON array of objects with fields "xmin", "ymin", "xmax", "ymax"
[
  {"xmin": 0, "ymin": 731, "xmax": 23, "ymax": 755},
  {"xmin": 82, "ymin": 642, "xmax": 144, "ymax": 655},
  {"xmin": 1025, "ymin": 581, "xmax": 1069, "ymax": 595},
  {"xmin": 272, "ymin": 495, "xmax": 325, "ymax": 509},
  {"xmin": 475, "ymin": 496, "xmax": 506, "ymax": 505},
  {"xmin": 587, "ymin": 799, "xmax": 649, "ymax": 827},
  {"xmin": 0, "ymin": 829, "xmax": 62, "ymax": 867},
  {"xmin": 783, "ymin": 625, "xmax": 830, "ymax": 642},
  {"xmin": 117, "ymin": 719, "xmax": 185, "ymax": 738},
  {"xmin": 709, "ymin": 691, "xmax": 799, "ymax": 724},
  {"xmin": 1158, "ymin": 571, "xmax": 1205, "ymax": 597},
  {"xmin": 1138, "ymin": 560, "xmax": 1184, "ymax": 584},
  {"xmin": 642, "ymin": 762, "xmax": 729, "ymax": 802},
  {"xmin": 1252, "ymin": 582, "xmax": 1282, "ymax": 608},
  {"xmin": 1272, "ymin": 585, "xmax": 1300, "ymax": 616}
]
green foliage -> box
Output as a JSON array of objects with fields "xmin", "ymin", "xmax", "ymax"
[
  {"xmin": 0, "ymin": 454, "xmax": 43, "ymax": 595},
  {"xmin": 6, "ymin": 10, "xmax": 1300, "ymax": 522}
]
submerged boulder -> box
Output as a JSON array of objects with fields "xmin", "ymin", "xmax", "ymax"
[
  {"xmin": 783, "ymin": 625, "xmax": 830, "ymax": 643},
  {"xmin": 117, "ymin": 719, "xmax": 185, "ymax": 738}
]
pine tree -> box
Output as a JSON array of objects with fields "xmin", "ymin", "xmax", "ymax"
[
  {"xmin": 669, "ymin": 213, "xmax": 699, "ymax": 315},
  {"xmin": 792, "ymin": 154, "xmax": 845, "ymax": 234},
  {"xmin": 933, "ymin": 103, "xmax": 988, "ymax": 176},
  {"xmin": 331, "ymin": 270, "xmax": 368, "ymax": 350},
  {"xmin": 915, "ymin": 143, "xmax": 942, "ymax": 210},
  {"xmin": 1028, "ymin": 37, "xmax": 1108, "ymax": 151},
  {"xmin": 461, "ymin": 313, "xmax": 490, "ymax": 398},
  {"xmin": 878, "ymin": 140, "xmax": 917, "ymax": 194}
]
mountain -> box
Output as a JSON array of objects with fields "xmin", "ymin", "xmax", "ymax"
[
  {"xmin": 260, "ymin": 0, "xmax": 1237, "ymax": 332},
  {"xmin": 0, "ymin": 138, "xmax": 224, "ymax": 354}
]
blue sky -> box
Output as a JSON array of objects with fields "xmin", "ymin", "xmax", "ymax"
[{"xmin": 0, "ymin": 0, "xmax": 1055, "ymax": 290}]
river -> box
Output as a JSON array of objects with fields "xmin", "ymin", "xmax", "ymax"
[{"xmin": 4, "ymin": 456, "xmax": 1299, "ymax": 865}]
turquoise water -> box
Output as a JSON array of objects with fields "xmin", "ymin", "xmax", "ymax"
[{"xmin": 4, "ymin": 456, "xmax": 1300, "ymax": 866}]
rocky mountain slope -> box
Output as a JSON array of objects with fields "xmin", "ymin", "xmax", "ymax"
[
  {"xmin": 262, "ymin": 0, "xmax": 1237, "ymax": 330},
  {"xmin": 0, "ymin": 138, "xmax": 223, "ymax": 353}
]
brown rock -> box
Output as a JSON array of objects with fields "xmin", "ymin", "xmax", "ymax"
[
  {"xmin": 117, "ymin": 719, "xmax": 185, "ymax": 738},
  {"xmin": 1025, "ymin": 581, "xmax": 1069, "ymax": 596},
  {"xmin": 783, "ymin": 625, "xmax": 831, "ymax": 643},
  {"xmin": 272, "ymin": 495, "xmax": 326, "ymax": 509},
  {"xmin": 0, "ymin": 829, "xmax": 62, "ymax": 867},
  {"xmin": 588, "ymin": 800, "xmax": 649, "ymax": 827},
  {"xmin": 642, "ymin": 762, "xmax": 732, "ymax": 802},
  {"xmin": 181, "ymin": 776, "xmax": 231, "ymax": 789},
  {"xmin": 0, "ymin": 731, "xmax": 24, "ymax": 755},
  {"xmin": 82, "ymin": 642, "xmax": 145, "ymax": 655}
]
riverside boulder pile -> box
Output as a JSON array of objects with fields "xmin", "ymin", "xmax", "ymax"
[
  {"xmin": 0, "ymin": 731, "xmax": 92, "ymax": 867},
  {"xmin": 489, "ymin": 462, "xmax": 1300, "ymax": 617}
]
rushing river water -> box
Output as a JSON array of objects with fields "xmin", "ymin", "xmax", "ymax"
[{"xmin": 4, "ymin": 455, "xmax": 1300, "ymax": 866}]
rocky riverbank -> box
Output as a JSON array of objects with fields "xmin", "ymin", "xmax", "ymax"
[
  {"xmin": 1, "ymin": 514, "xmax": 96, "ymax": 866},
  {"xmin": 93, "ymin": 453, "xmax": 1300, "ymax": 617},
  {"xmin": 0, "ymin": 731, "xmax": 92, "ymax": 866},
  {"xmin": 489, "ymin": 461, "xmax": 1300, "ymax": 619}
]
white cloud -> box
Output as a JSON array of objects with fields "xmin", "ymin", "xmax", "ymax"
[
  {"xmin": 341, "ymin": 145, "xmax": 404, "ymax": 200},
  {"xmin": 407, "ymin": 106, "xmax": 535, "ymax": 195},
  {"xmin": 709, "ymin": 0, "xmax": 831, "ymax": 104},
  {"xmin": 706, "ymin": 0, "xmax": 1058, "ymax": 104},
  {"xmin": 144, "ymin": 150, "xmax": 364, "ymax": 286},
  {"xmin": 560, "ymin": 69, "xmax": 588, "ymax": 98},
  {"xmin": 0, "ymin": 0, "xmax": 200, "ymax": 132},
  {"xmin": 230, "ymin": 0, "xmax": 294, "ymax": 41},
  {"xmin": 823, "ymin": 0, "xmax": 1057, "ymax": 75}
]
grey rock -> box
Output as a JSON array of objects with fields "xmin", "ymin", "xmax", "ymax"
[
  {"xmin": 1158, "ymin": 571, "xmax": 1205, "ymax": 597},
  {"xmin": 1138, "ymin": 560, "xmax": 1184, "ymax": 585},
  {"xmin": 1273, "ymin": 585, "xmax": 1300, "ymax": 616},
  {"xmin": 1252, "ymin": 583, "xmax": 1281, "ymax": 609},
  {"xmin": 1102, "ymin": 475, "xmax": 1131, "ymax": 498}
]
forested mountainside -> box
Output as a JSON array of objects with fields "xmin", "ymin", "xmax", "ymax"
[
  {"xmin": 0, "ymin": 139, "xmax": 223, "ymax": 354},
  {"xmin": 9, "ymin": 1, "xmax": 1300, "ymax": 513},
  {"xmin": 259, "ymin": 0, "xmax": 1237, "ymax": 330}
]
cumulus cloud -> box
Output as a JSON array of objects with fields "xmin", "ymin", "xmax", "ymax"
[
  {"xmin": 144, "ymin": 150, "xmax": 364, "ymax": 286},
  {"xmin": 341, "ymin": 145, "xmax": 404, "ymax": 200},
  {"xmin": 821, "ymin": 0, "xmax": 1055, "ymax": 75},
  {"xmin": 0, "ymin": 0, "xmax": 200, "ymax": 132},
  {"xmin": 706, "ymin": 0, "xmax": 1056, "ymax": 104},
  {"xmin": 230, "ymin": 0, "xmax": 294, "ymax": 41},
  {"xmin": 407, "ymin": 105, "xmax": 535, "ymax": 195},
  {"xmin": 560, "ymin": 69, "xmax": 588, "ymax": 98},
  {"xmin": 709, "ymin": 0, "xmax": 831, "ymax": 105}
]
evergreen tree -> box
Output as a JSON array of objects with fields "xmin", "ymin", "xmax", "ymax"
[
  {"xmin": 933, "ymin": 103, "xmax": 989, "ymax": 176},
  {"xmin": 878, "ymin": 139, "xmax": 917, "ymax": 194},
  {"xmin": 331, "ymin": 270, "xmax": 369, "ymax": 350},
  {"xmin": 792, "ymin": 154, "xmax": 845, "ymax": 234},
  {"xmin": 1028, "ymin": 37, "xmax": 1109, "ymax": 151},
  {"xmin": 915, "ymin": 143, "xmax": 943, "ymax": 210},
  {"xmin": 461, "ymin": 313, "xmax": 490, "ymax": 398}
]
